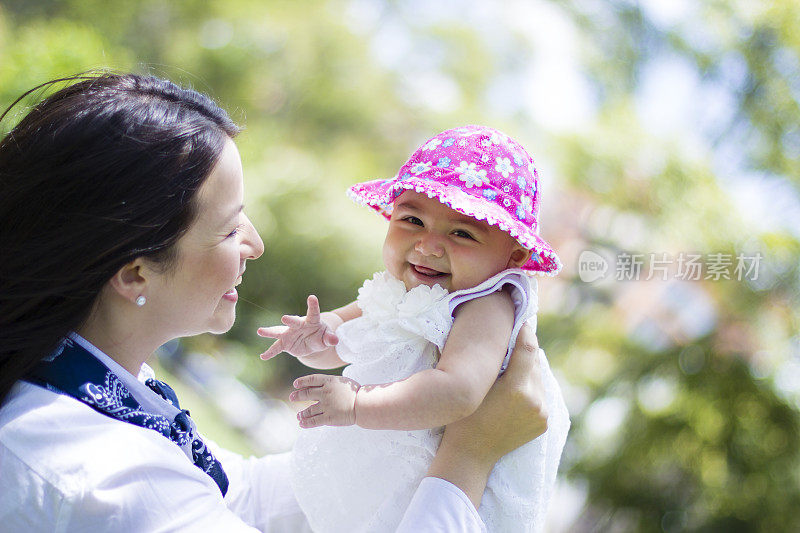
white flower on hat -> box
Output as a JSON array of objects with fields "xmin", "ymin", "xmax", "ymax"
[
  {"xmin": 455, "ymin": 161, "xmax": 488, "ymax": 188},
  {"xmin": 456, "ymin": 161, "xmax": 476, "ymax": 174},
  {"xmin": 521, "ymin": 194, "xmax": 533, "ymax": 214},
  {"xmin": 489, "ymin": 131, "xmax": 505, "ymax": 145},
  {"xmin": 422, "ymin": 138, "xmax": 442, "ymax": 151},
  {"xmin": 495, "ymin": 157, "xmax": 514, "ymax": 178},
  {"xmin": 410, "ymin": 161, "xmax": 432, "ymax": 174}
]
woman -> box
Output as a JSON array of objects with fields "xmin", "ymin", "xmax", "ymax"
[{"xmin": 0, "ymin": 73, "xmax": 548, "ymax": 531}]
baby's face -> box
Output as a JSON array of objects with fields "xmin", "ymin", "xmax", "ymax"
[{"xmin": 383, "ymin": 191, "xmax": 530, "ymax": 292}]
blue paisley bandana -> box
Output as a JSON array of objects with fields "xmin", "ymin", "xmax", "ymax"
[{"xmin": 24, "ymin": 334, "xmax": 229, "ymax": 496}]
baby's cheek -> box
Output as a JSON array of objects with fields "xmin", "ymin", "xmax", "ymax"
[{"xmin": 381, "ymin": 239, "xmax": 399, "ymax": 270}]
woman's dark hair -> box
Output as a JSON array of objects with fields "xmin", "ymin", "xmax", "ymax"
[{"xmin": 0, "ymin": 73, "xmax": 239, "ymax": 404}]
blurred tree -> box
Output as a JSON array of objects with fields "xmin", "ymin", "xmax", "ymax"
[{"xmin": 552, "ymin": 1, "xmax": 800, "ymax": 531}]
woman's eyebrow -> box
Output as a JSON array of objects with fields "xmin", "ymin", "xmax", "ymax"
[{"xmin": 221, "ymin": 204, "xmax": 244, "ymax": 225}]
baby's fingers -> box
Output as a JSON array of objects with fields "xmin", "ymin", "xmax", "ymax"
[
  {"xmin": 298, "ymin": 413, "xmax": 329, "ymax": 429},
  {"xmin": 290, "ymin": 385, "xmax": 326, "ymax": 402},
  {"xmin": 323, "ymin": 329, "xmax": 339, "ymax": 347},
  {"xmin": 305, "ymin": 295, "xmax": 321, "ymax": 324},
  {"xmin": 293, "ymin": 374, "xmax": 329, "ymax": 390},
  {"xmin": 281, "ymin": 315, "xmax": 305, "ymax": 327},
  {"xmin": 257, "ymin": 325, "xmax": 288, "ymax": 339},
  {"xmin": 297, "ymin": 402, "xmax": 324, "ymax": 420},
  {"xmin": 260, "ymin": 339, "xmax": 284, "ymax": 360}
]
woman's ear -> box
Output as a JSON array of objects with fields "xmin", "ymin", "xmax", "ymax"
[
  {"xmin": 507, "ymin": 247, "xmax": 533, "ymax": 268},
  {"xmin": 108, "ymin": 258, "xmax": 148, "ymax": 305}
]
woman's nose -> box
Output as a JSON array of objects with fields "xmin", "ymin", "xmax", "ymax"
[
  {"xmin": 414, "ymin": 233, "xmax": 444, "ymax": 257},
  {"xmin": 240, "ymin": 214, "xmax": 264, "ymax": 260}
]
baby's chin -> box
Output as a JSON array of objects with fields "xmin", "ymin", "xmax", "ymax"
[{"xmin": 404, "ymin": 278, "xmax": 451, "ymax": 292}]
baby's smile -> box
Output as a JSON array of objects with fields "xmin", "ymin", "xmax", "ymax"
[
  {"xmin": 408, "ymin": 262, "xmax": 451, "ymax": 288},
  {"xmin": 412, "ymin": 263, "xmax": 447, "ymax": 277}
]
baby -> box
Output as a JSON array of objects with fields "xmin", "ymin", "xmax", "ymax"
[{"xmin": 259, "ymin": 125, "xmax": 569, "ymax": 532}]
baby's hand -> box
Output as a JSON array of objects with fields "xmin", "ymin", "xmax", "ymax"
[
  {"xmin": 290, "ymin": 374, "xmax": 360, "ymax": 428},
  {"xmin": 257, "ymin": 295, "xmax": 339, "ymax": 360}
]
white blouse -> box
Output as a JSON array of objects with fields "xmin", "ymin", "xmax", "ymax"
[{"xmin": 0, "ymin": 336, "xmax": 486, "ymax": 532}]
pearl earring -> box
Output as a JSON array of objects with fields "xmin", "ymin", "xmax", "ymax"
[{"xmin": 135, "ymin": 295, "xmax": 146, "ymax": 307}]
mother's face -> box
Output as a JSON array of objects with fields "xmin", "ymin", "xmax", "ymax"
[{"xmin": 145, "ymin": 138, "xmax": 264, "ymax": 336}]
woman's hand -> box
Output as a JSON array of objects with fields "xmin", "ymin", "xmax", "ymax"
[
  {"xmin": 450, "ymin": 322, "xmax": 548, "ymax": 462},
  {"xmin": 427, "ymin": 323, "xmax": 548, "ymax": 507}
]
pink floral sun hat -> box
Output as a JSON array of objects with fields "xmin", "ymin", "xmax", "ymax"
[{"xmin": 348, "ymin": 125, "xmax": 561, "ymax": 276}]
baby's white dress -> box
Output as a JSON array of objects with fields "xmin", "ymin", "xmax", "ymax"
[{"xmin": 290, "ymin": 269, "xmax": 570, "ymax": 533}]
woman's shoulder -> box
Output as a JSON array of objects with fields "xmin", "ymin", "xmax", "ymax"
[{"xmin": 0, "ymin": 381, "xmax": 190, "ymax": 496}]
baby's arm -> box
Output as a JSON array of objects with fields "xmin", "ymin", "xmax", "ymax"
[
  {"xmin": 257, "ymin": 296, "xmax": 361, "ymax": 369},
  {"xmin": 292, "ymin": 290, "xmax": 514, "ymax": 429}
]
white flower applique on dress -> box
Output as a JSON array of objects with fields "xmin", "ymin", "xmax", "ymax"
[{"xmin": 290, "ymin": 269, "xmax": 571, "ymax": 533}]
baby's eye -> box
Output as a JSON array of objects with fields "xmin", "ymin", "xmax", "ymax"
[
  {"xmin": 403, "ymin": 216, "xmax": 424, "ymax": 226},
  {"xmin": 452, "ymin": 229, "xmax": 475, "ymax": 240}
]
